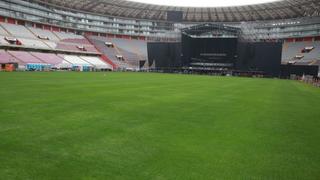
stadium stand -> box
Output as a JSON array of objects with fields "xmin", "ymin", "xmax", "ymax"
[
  {"xmin": 88, "ymin": 36, "xmax": 132, "ymax": 69},
  {"xmin": 0, "ymin": 20, "xmax": 113, "ymax": 71},
  {"xmin": 28, "ymin": 27, "xmax": 60, "ymax": 41},
  {"xmin": 0, "ymin": 50, "xmax": 20, "ymax": 64},
  {"xmin": 0, "ymin": 22, "xmax": 35, "ymax": 39},
  {"xmin": 0, "ymin": 0, "xmax": 318, "ymax": 75},
  {"xmin": 30, "ymin": 52, "xmax": 65, "ymax": 65},
  {"xmin": 88, "ymin": 35, "xmax": 147, "ymax": 69},
  {"xmin": 8, "ymin": 51, "xmax": 44, "ymax": 64},
  {"xmin": 54, "ymin": 32, "xmax": 91, "ymax": 45},
  {"xmin": 0, "ymin": 25, "xmax": 10, "ymax": 36},
  {"xmin": 18, "ymin": 38, "xmax": 49, "ymax": 49},
  {"xmin": 0, "ymin": 22, "xmax": 100, "ymax": 54},
  {"xmin": 60, "ymin": 55, "xmax": 93, "ymax": 66},
  {"xmin": 79, "ymin": 56, "xmax": 113, "ymax": 70},
  {"xmin": 282, "ymin": 41, "xmax": 320, "ymax": 65},
  {"xmin": 110, "ymin": 38, "xmax": 148, "ymax": 67}
]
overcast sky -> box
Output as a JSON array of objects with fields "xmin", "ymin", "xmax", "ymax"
[{"xmin": 128, "ymin": 0, "xmax": 279, "ymax": 7}]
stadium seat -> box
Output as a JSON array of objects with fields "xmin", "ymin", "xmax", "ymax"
[
  {"xmin": 28, "ymin": 27, "xmax": 60, "ymax": 41},
  {"xmin": 30, "ymin": 52, "xmax": 65, "ymax": 65},
  {"xmin": 0, "ymin": 23, "xmax": 36, "ymax": 39},
  {"xmin": 80, "ymin": 56, "xmax": 112, "ymax": 70},
  {"xmin": 0, "ymin": 22, "xmax": 99, "ymax": 54},
  {"xmin": 19, "ymin": 38, "xmax": 50, "ymax": 49},
  {"xmin": 282, "ymin": 41, "xmax": 320, "ymax": 63},
  {"xmin": 60, "ymin": 55, "xmax": 93, "ymax": 66},
  {"xmin": 87, "ymin": 35, "xmax": 147, "ymax": 69},
  {"xmin": 0, "ymin": 50, "xmax": 20, "ymax": 63},
  {"xmin": 8, "ymin": 51, "xmax": 44, "ymax": 64}
]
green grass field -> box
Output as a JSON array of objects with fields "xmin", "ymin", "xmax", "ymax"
[{"xmin": 0, "ymin": 72, "xmax": 319, "ymax": 180}]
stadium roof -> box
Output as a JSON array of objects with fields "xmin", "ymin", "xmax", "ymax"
[
  {"xmin": 128, "ymin": 0, "xmax": 281, "ymax": 7},
  {"xmin": 31, "ymin": 0, "xmax": 320, "ymax": 22}
]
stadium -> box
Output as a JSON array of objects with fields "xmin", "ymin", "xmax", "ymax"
[{"xmin": 0, "ymin": 0, "xmax": 320, "ymax": 179}]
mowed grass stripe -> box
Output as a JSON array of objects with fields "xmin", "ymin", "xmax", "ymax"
[{"xmin": 0, "ymin": 72, "xmax": 319, "ymax": 179}]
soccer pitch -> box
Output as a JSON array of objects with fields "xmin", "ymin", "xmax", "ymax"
[{"xmin": 0, "ymin": 72, "xmax": 319, "ymax": 179}]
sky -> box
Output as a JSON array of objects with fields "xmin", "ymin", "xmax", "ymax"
[{"xmin": 128, "ymin": 0, "xmax": 280, "ymax": 7}]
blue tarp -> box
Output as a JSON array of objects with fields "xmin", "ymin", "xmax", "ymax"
[{"xmin": 26, "ymin": 64, "xmax": 51, "ymax": 71}]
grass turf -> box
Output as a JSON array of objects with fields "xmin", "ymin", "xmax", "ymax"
[{"xmin": 0, "ymin": 72, "xmax": 319, "ymax": 180}]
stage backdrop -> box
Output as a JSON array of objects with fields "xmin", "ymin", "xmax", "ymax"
[
  {"xmin": 181, "ymin": 34, "xmax": 238, "ymax": 68},
  {"xmin": 147, "ymin": 40, "xmax": 282, "ymax": 77},
  {"xmin": 236, "ymin": 42, "xmax": 282, "ymax": 77},
  {"xmin": 147, "ymin": 42, "xmax": 181, "ymax": 69}
]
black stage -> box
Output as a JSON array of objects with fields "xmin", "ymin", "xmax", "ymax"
[{"xmin": 147, "ymin": 23, "xmax": 317, "ymax": 77}]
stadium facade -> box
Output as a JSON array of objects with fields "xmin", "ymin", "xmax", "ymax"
[
  {"xmin": 0, "ymin": 0, "xmax": 319, "ymax": 74},
  {"xmin": 1, "ymin": 0, "xmax": 319, "ymax": 40}
]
